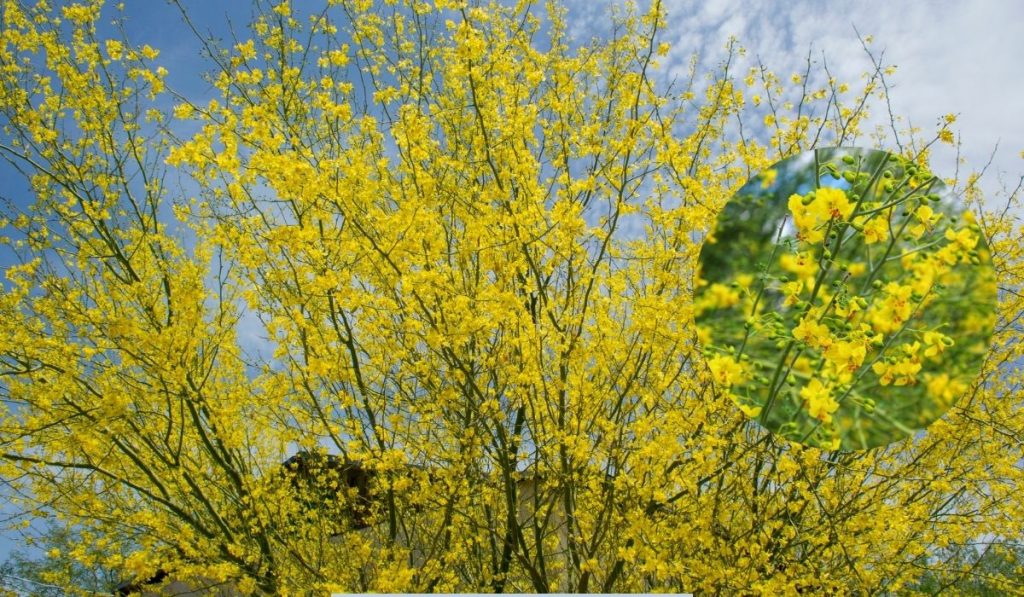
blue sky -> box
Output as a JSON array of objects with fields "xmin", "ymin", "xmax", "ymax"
[{"xmin": 2, "ymin": 0, "xmax": 1023, "ymax": 571}]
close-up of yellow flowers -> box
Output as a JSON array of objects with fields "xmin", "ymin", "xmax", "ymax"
[{"xmin": 696, "ymin": 147, "xmax": 998, "ymax": 451}]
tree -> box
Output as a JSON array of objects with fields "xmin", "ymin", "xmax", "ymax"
[
  {"xmin": 1, "ymin": 0, "xmax": 1022, "ymax": 593},
  {"xmin": 0, "ymin": 522, "xmax": 125, "ymax": 596}
]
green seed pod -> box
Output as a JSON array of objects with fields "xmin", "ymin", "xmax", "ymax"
[
  {"xmin": 776, "ymin": 339, "xmax": 788, "ymax": 349},
  {"xmin": 863, "ymin": 398, "xmax": 876, "ymax": 414},
  {"xmin": 842, "ymin": 171, "xmax": 857, "ymax": 183},
  {"xmin": 842, "ymin": 155, "xmax": 856, "ymax": 165},
  {"xmin": 801, "ymin": 193, "xmax": 816, "ymax": 205},
  {"xmin": 822, "ymin": 249, "xmax": 832, "ymax": 259},
  {"xmin": 883, "ymin": 181, "xmax": 894, "ymax": 193},
  {"xmin": 872, "ymin": 279, "xmax": 883, "ymax": 290},
  {"xmin": 856, "ymin": 297, "xmax": 869, "ymax": 309},
  {"xmin": 787, "ymin": 374, "xmax": 797, "ymax": 385},
  {"xmin": 883, "ymin": 170, "xmax": 893, "ymax": 178},
  {"xmin": 928, "ymin": 193, "xmax": 941, "ymax": 202}
]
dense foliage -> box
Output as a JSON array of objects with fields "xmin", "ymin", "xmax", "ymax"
[{"xmin": 1, "ymin": 0, "xmax": 1022, "ymax": 593}]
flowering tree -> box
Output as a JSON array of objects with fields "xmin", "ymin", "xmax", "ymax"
[{"xmin": 1, "ymin": 0, "xmax": 1023, "ymax": 594}]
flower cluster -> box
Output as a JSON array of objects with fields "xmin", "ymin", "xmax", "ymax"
[{"xmin": 696, "ymin": 148, "xmax": 997, "ymax": 450}]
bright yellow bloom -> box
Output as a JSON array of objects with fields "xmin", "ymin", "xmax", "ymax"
[
  {"xmin": 871, "ymin": 342, "xmax": 923, "ymax": 386},
  {"xmin": 859, "ymin": 215, "xmax": 889, "ymax": 244},
  {"xmin": 708, "ymin": 355, "xmax": 746, "ymax": 388},
  {"xmin": 702, "ymin": 283, "xmax": 741, "ymax": 310},
  {"xmin": 922, "ymin": 330, "xmax": 953, "ymax": 359},
  {"xmin": 732, "ymin": 396, "xmax": 762, "ymax": 418},
  {"xmin": 800, "ymin": 379, "xmax": 839, "ymax": 424},
  {"xmin": 793, "ymin": 316, "xmax": 832, "ymax": 350},
  {"xmin": 816, "ymin": 187, "xmax": 855, "ymax": 221},
  {"xmin": 867, "ymin": 283, "xmax": 915, "ymax": 334},
  {"xmin": 788, "ymin": 188, "xmax": 854, "ymax": 244},
  {"xmin": 926, "ymin": 373, "xmax": 967, "ymax": 407},
  {"xmin": 908, "ymin": 204, "xmax": 942, "ymax": 239},
  {"xmin": 782, "ymin": 280, "xmax": 804, "ymax": 306},
  {"xmin": 824, "ymin": 339, "xmax": 867, "ymax": 380},
  {"xmin": 945, "ymin": 226, "xmax": 978, "ymax": 251},
  {"xmin": 779, "ymin": 251, "xmax": 817, "ymax": 280}
]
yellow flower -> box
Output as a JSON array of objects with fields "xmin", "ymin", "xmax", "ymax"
[
  {"xmin": 793, "ymin": 316, "xmax": 832, "ymax": 350},
  {"xmin": 788, "ymin": 188, "xmax": 854, "ymax": 244},
  {"xmin": 815, "ymin": 187, "xmax": 855, "ymax": 221},
  {"xmin": 859, "ymin": 215, "xmax": 889, "ymax": 244},
  {"xmin": 824, "ymin": 339, "xmax": 867, "ymax": 380},
  {"xmin": 908, "ymin": 204, "xmax": 943, "ymax": 239},
  {"xmin": 871, "ymin": 342, "xmax": 922, "ymax": 386},
  {"xmin": 703, "ymin": 283, "xmax": 741, "ymax": 310},
  {"xmin": 788, "ymin": 193, "xmax": 825, "ymax": 244},
  {"xmin": 922, "ymin": 330, "xmax": 953, "ymax": 359},
  {"xmin": 708, "ymin": 355, "xmax": 746, "ymax": 388},
  {"xmin": 867, "ymin": 283, "xmax": 915, "ymax": 334},
  {"xmin": 732, "ymin": 396, "xmax": 762, "ymax": 418},
  {"xmin": 926, "ymin": 373, "xmax": 967, "ymax": 407},
  {"xmin": 779, "ymin": 251, "xmax": 817, "ymax": 280},
  {"xmin": 800, "ymin": 379, "xmax": 839, "ymax": 424},
  {"xmin": 846, "ymin": 262, "xmax": 867, "ymax": 277},
  {"xmin": 782, "ymin": 280, "xmax": 804, "ymax": 306},
  {"xmin": 945, "ymin": 226, "xmax": 978, "ymax": 251}
]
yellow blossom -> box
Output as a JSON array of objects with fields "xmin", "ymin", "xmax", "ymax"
[{"xmin": 800, "ymin": 379, "xmax": 839, "ymax": 424}]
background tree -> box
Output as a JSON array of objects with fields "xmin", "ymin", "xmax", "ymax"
[{"xmin": 1, "ymin": 0, "xmax": 1022, "ymax": 593}]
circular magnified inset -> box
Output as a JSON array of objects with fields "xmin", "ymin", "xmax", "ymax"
[{"xmin": 695, "ymin": 147, "xmax": 996, "ymax": 450}]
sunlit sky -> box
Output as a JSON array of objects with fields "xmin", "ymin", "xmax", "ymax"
[{"xmin": 2, "ymin": 0, "xmax": 1022, "ymax": 570}]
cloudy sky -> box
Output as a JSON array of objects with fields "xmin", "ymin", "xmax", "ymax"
[
  {"xmin": 2, "ymin": 0, "xmax": 1023, "ymax": 573},
  {"xmin": 652, "ymin": 0, "xmax": 1024, "ymax": 207}
]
